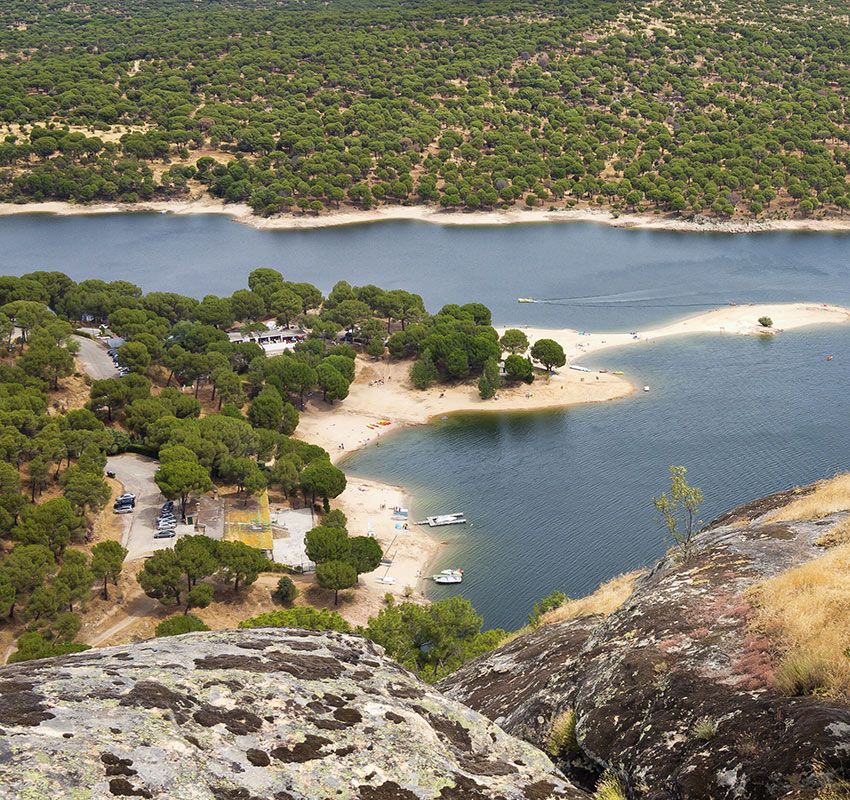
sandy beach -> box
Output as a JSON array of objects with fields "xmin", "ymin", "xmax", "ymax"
[
  {"xmin": 6, "ymin": 196, "xmax": 850, "ymax": 234},
  {"xmin": 516, "ymin": 302, "xmax": 850, "ymax": 364},
  {"xmin": 296, "ymin": 358, "xmax": 630, "ymax": 612},
  {"xmin": 329, "ymin": 476, "xmax": 444, "ymax": 623},
  {"xmin": 297, "ymin": 301, "xmax": 850, "ymax": 616}
]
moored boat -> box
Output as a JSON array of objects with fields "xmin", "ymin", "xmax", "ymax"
[
  {"xmin": 432, "ymin": 568, "xmax": 463, "ymax": 584},
  {"xmin": 415, "ymin": 513, "xmax": 467, "ymax": 527}
]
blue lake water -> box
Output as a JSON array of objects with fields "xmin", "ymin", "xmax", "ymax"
[
  {"xmin": 345, "ymin": 329, "xmax": 850, "ymax": 628},
  {"xmin": 2, "ymin": 211, "xmax": 849, "ymax": 628},
  {"xmin": 3, "ymin": 212, "xmax": 850, "ymax": 328}
]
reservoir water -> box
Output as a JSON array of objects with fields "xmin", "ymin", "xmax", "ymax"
[
  {"xmin": 2, "ymin": 212, "xmax": 849, "ymax": 628},
  {"xmin": 3, "ymin": 212, "xmax": 850, "ymax": 328}
]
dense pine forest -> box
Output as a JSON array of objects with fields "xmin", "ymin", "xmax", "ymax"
[{"xmin": 2, "ymin": 0, "xmax": 850, "ymax": 218}]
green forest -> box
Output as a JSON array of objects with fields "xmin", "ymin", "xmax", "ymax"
[
  {"xmin": 2, "ymin": 0, "xmax": 850, "ymax": 218},
  {"xmin": 0, "ymin": 267, "xmax": 541, "ymax": 663}
]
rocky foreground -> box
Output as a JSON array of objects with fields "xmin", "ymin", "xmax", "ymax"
[
  {"xmin": 1, "ymin": 486, "xmax": 850, "ymax": 799},
  {"xmin": 441, "ymin": 487, "xmax": 850, "ymax": 798}
]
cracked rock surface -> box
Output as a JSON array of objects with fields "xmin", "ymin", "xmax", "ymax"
[{"xmin": 0, "ymin": 628, "xmax": 583, "ymax": 800}]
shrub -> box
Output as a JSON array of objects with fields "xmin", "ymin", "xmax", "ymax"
[
  {"xmin": 691, "ymin": 716, "xmax": 718, "ymax": 740},
  {"xmin": 775, "ymin": 653, "xmax": 830, "ymax": 696},
  {"xmin": 323, "ymin": 508, "xmax": 348, "ymax": 529},
  {"xmin": 410, "ymin": 350, "xmax": 438, "ymax": 389},
  {"xmin": 504, "ymin": 354, "xmax": 534, "ymax": 383},
  {"xmin": 7, "ymin": 632, "xmax": 89, "ymax": 663},
  {"xmin": 239, "ymin": 605, "xmax": 352, "ymax": 632},
  {"xmin": 547, "ymin": 709, "xmax": 578, "ymax": 757},
  {"xmin": 155, "ymin": 614, "xmax": 210, "ymax": 637},
  {"xmin": 594, "ymin": 771, "xmax": 627, "ymax": 800},
  {"xmin": 273, "ymin": 576, "xmax": 298, "ymax": 604},
  {"xmin": 528, "ymin": 590, "xmax": 567, "ymax": 627},
  {"xmin": 758, "ymin": 316, "xmax": 773, "ymax": 328}
]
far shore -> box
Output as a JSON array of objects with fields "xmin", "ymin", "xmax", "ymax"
[
  {"xmin": 4, "ymin": 196, "xmax": 850, "ymax": 235},
  {"xmin": 297, "ymin": 301, "xmax": 850, "ymax": 613}
]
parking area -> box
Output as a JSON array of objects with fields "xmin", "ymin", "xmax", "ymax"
[{"xmin": 106, "ymin": 453, "xmax": 194, "ymax": 560}]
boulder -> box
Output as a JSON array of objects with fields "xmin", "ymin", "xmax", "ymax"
[
  {"xmin": 441, "ymin": 493, "xmax": 850, "ymax": 798},
  {"xmin": 0, "ymin": 628, "xmax": 583, "ymax": 800}
]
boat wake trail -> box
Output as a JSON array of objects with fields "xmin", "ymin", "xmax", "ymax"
[{"xmin": 519, "ymin": 289, "xmax": 729, "ymax": 309}]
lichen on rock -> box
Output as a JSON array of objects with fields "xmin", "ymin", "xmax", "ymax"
[
  {"xmin": 441, "ymin": 496, "xmax": 850, "ymax": 798},
  {"xmin": 0, "ymin": 628, "xmax": 582, "ymax": 800}
]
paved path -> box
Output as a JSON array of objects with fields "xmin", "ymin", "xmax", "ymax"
[{"xmin": 74, "ymin": 335, "xmax": 118, "ymax": 380}]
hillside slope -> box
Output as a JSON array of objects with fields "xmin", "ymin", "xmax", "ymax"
[{"xmin": 440, "ymin": 486, "xmax": 850, "ymax": 797}]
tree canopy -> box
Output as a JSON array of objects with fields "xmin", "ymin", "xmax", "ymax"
[{"xmin": 0, "ymin": 0, "xmax": 846, "ymax": 221}]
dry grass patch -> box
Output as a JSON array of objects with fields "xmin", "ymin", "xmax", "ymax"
[
  {"xmin": 49, "ymin": 370, "xmax": 90, "ymax": 414},
  {"xmin": 546, "ymin": 709, "xmax": 578, "ymax": 757},
  {"xmin": 594, "ymin": 772, "xmax": 627, "ymax": 800},
  {"xmin": 539, "ymin": 569, "xmax": 644, "ymax": 626},
  {"xmin": 499, "ymin": 569, "xmax": 644, "ymax": 647},
  {"xmin": 748, "ymin": 543, "xmax": 850, "ymax": 697},
  {"xmin": 766, "ymin": 473, "xmax": 850, "ymax": 523},
  {"xmin": 817, "ymin": 515, "xmax": 850, "ymax": 548}
]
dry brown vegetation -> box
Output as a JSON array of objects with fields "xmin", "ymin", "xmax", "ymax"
[
  {"xmin": 499, "ymin": 569, "xmax": 644, "ymax": 646},
  {"xmin": 748, "ymin": 543, "xmax": 850, "ymax": 697},
  {"xmin": 817, "ymin": 516, "xmax": 850, "ymax": 548},
  {"xmin": 539, "ymin": 569, "xmax": 644, "ymax": 626},
  {"xmin": 766, "ymin": 473, "xmax": 850, "ymax": 523}
]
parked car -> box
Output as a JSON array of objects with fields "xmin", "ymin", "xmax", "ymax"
[
  {"xmin": 153, "ymin": 530, "xmax": 176, "ymax": 539},
  {"xmin": 113, "ymin": 505, "xmax": 133, "ymax": 515},
  {"xmin": 116, "ymin": 493, "xmax": 136, "ymax": 504}
]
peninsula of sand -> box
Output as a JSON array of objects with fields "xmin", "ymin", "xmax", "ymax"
[
  {"xmin": 298, "ymin": 301, "xmax": 850, "ymax": 616},
  {"xmin": 5, "ymin": 197, "xmax": 850, "ymax": 235}
]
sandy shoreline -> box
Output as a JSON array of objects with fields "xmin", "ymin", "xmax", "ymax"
[
  {"xmin": 518, "ymin": 302, "xmax": 850, "ymax": 364},
  {"xmin": 296, "ymin": 357, "xmax": 631, "ymax": 612},
  {"xmin": 297, "ymin": 302, "xmax": 850, "ymax": 616},
  {"xmin": 5, "ymin": 197, "xmax": 850, "ymax": 235}
]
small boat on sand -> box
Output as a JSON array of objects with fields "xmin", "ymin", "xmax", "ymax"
[
  {"xmin": 415, "ymin": 513, "xmax": 467, "ymax": 527},
  {"xmin": 432, "ymin": 569, "xmax": 463, "ymax": 584},
  {"xmin": 612, "ymin": 371, "xmax": 624, "ymax": 375},
  {"xmin": 569, "ymin": 365, "xmax": 591, "ymax": 373}
]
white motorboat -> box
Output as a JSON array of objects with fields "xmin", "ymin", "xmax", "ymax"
[
  {"xmin": 415, "ymin": 513, "xmax": 467, "ymax": 527},
  {"xmin": 432, "ymin": 569, "xmax": 463, "ymax": 584}
]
